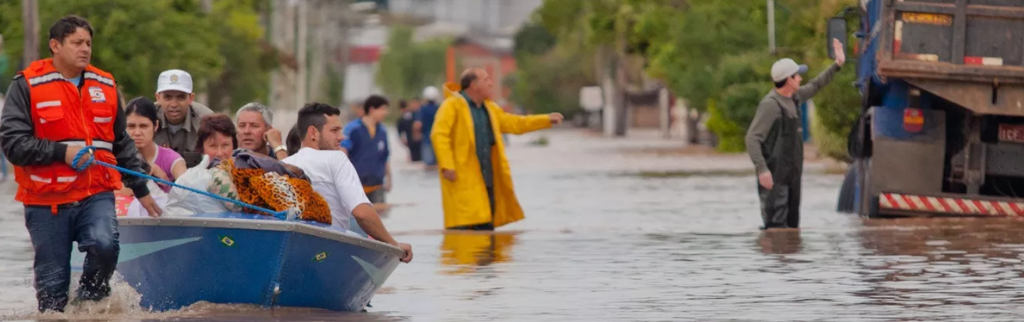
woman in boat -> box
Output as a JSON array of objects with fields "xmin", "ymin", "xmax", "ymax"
[
  {"xmin": 195, "ymin": 113, "xmax": 239, "ymax": 162},
  {"xmin": 126, "ymin": 97, "xmax": 187, "ymax": 193}
]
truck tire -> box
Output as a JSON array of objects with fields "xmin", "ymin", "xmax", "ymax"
[
  {"xmin": 865, "ymin": 195, "xmax": 882, "ymax": 219},
  {"xmin": 837, "ymin": 165, "xmax": 858, "ymax": 213}
]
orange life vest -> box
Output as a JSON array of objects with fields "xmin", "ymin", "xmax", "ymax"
[{"xmin": 13, "ymin": 58, "xmax": 123, "ymax": 207}]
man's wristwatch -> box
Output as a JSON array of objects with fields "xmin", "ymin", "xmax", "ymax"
[{"xmin": 274, "ymin": 145, "xmax": 287, "ymax": 154}]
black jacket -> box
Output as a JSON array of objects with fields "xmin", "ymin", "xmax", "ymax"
[{"xmin": 0, "ymin": 74, "xmax": 151, "ymax": 199}]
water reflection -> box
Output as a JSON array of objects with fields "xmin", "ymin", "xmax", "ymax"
[
  {"xmin": 439, "ymin": 231, "xmax": 517, "ymax": 274},
  {"xmin": 756, "ymin": 230, "xmax": 803, "ymax": 255},
  {"xmin": 852, "ymin": 217, "xmax": 1024, "ymax": 314}
]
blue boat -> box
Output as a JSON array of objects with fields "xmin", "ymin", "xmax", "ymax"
[{"xmin": 72, "ymin": 212, "xmax": 404, "ymax": 312}]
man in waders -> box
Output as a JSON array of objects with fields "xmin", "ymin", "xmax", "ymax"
[
  {"xmin": 745, "ymin": 38, "xmax": 845, "ymax": 230},
  {"xmin": 0, "ymin": 15, "xmax": 162, "ymax": 312}
]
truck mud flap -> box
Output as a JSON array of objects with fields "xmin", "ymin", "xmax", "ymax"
[
  {"xmin": 879, "ymin": 192, "xmax": 1024, "ymax": 217},
  {"xmin": 837, "ymin": 166, "xmax": 858, "ymax": 213}
]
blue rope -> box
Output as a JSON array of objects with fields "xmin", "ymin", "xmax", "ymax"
[{"xmin": 72, "ymin": 147, "xmax": 289, "ymax": 220}]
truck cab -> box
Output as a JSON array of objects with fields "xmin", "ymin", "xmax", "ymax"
[{"xmin": 836, "ymin": 0, "xmax": 1024, "ymax": 217}]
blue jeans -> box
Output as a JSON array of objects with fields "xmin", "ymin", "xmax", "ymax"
[
  {"xmin": 0, "ymin": 149, "xmax": 7, "ymax": 179},
  {"xmin": 24, "ymin": 192, "xmax": 119, "ymax": 312},
  {"xmin": 421, "ymin": 138, "xmax": 436, "ymax": 166}
]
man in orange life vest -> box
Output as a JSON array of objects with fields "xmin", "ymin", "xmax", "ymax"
[{"xmin": 0, "ymin": 16, "xmax": 162, "ymax": 312}]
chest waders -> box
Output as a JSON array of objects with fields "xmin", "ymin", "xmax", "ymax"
[{"xmin": 758, "ymin": 97, "xmax": 804, "ymax": 229}]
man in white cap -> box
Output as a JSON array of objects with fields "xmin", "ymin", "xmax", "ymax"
[
  {"xmin": 745, "ymin": 38, "xmax": 845, "ymax": 230},
  {"xmin": 153, "ymin": 69, "xmax": 213, "ymax": 167}
]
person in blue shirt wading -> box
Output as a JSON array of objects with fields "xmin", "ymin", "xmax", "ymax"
[
  {"xmin": 414, "ymin": 86, "xmax": 441, "ymax": 170},
  {"xmin": 341, "ymin": 95, "xmax": 392, "ymax": 205}
]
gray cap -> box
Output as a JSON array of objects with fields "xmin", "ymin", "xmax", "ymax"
[{"xmin": 771, "ymin": 58, "xmax": 808, "ymax": 82}]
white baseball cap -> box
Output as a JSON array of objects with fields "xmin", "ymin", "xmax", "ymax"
[
  {"xmin": 156, "ymin": 69, "xmax": 193, "ymax": 94},
  {"xmin": 422, "ymin": 86, "xmax": 440, "ymax": 100},
  {"xmin": 771, "ymin": 58, "xmax": 808, "ymax": 82}
]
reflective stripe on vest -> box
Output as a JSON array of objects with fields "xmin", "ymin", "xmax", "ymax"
[
  {"xmin": 61, "ymin": 140, "xmax": 115, "ymax": 151},
  {"xmin": 30, "ymin": 174, "xmax": 78, "ymax": 184}
]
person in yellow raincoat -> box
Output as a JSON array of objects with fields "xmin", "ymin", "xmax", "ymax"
[{"xmin": 431, "ymin": 68, "xmax": 563, "ymax": 230}]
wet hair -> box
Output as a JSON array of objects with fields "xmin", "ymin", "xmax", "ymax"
[
  {"xmin": 286, "ymin": 125, "xmax": 302, "ymax": 156},
  {"xmin": 48, "ymin": 16, "xmax": 93, "ymax": 54},
  {"xmin": 195, "ymin": 113, "xmax": 239, "ymax": 152},
  {"xmin": 363, "ymin": 95, "xmax": 389, "ymax": 115},
  {"xmin": 125, "ymin": 97, "xmax": 160, "ymax": 129},
  {"xmin": 237, "ymin": 102, "xmax": 273, "ymax": 126},
  {"xmin": 460, "ymin": 69, "xmax": 480, "ymax": 91},
  {"xmin": 297, "ymin": 102, "xmax": 341, "ymax": 141}
]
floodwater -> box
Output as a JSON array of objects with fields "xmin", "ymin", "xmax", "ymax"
[{"xmin": 3, "ymin": 128, "xmax": 1024, "ymax": 321}]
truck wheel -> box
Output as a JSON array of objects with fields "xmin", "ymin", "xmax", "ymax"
[
  {"xmin": 865, "ymin": 195, "xmax": 882, "ymax": 219},
  {"xmin": 837, "ymin": 165, "xmax": 857, "ymax": 213}
]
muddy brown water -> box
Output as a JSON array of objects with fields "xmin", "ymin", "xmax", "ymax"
[{"xmin": 2, "ymin": 129, "xmax": 1024, "ymax": 321}]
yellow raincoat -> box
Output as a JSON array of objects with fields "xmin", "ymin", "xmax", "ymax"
[{"xmin": 431, "ymin": 84, "xmax": 552, "ymax": 229}]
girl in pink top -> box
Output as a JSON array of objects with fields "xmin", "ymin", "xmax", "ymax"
[{"xmin": 126, "ymin": 97, "xmax": 187, "ymax": 193}]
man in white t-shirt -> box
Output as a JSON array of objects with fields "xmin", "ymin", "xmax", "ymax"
[{"xmin": 283, "ymin": 102, "xmax": 412, "ymax": 263}]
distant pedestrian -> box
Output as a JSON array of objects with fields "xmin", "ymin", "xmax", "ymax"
[
  {"xmin": 396, "ymin": 99, "xmax": 422, "ymax": 162},
  {"xmin": 0, "ymin": 137, "xmax": 7, "ymax": 182},
  {"xmin": 415, "ymin": 86, "xmax": 441, "ymax": 169},
  {"xmin": 745, "ymin": 38, "xmax": 845, "ymax": 230},
  {"xmin": 0, "ymin": 92, "xmax": 6, "ymax": 182}
]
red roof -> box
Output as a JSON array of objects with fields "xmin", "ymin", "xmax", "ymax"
[{"xmin": 348, "ymin": 46, "xmax": 381, "ymax": 63}]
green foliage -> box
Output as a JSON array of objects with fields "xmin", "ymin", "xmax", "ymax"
[
  {"xmin": 207, "ymin": 0, "xmax": 279, "ymax": 111},
  {"xmin": 512, "ymin": 22, "xmax": 556, "ymax": 62},
  {"xmin": 0, "ymin": 0, "xmax": 276, "ymax": 110},
  {"xmin": 704, "ymin": 52, "xmax": 775, "ymax": 152},
  {"xmin": 704, "ymin": 99, "xmax": 746, "ymax": 152},
  {"xmin": 510, "ymin": 47, "xmax": 593, "ymax": 117},
  {"xmin": 375, "ymin": 25, "xmax": 449, "ymax": 100},
  {"xmin": 810, "ymin": 60, "xmax": 860, "ymax": 162}
]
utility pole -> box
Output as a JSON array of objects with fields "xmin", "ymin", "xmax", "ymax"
[
  {"xmin": 767, "ymin": 0, "xmax": 776, "ymax": 54},
  {"xmin": 22, "ymin": 0, "xmax": 39, "ymax": 64},
  {"xmin": 295, "ymin": 0, "xmax": 308, "ymax": 110}
]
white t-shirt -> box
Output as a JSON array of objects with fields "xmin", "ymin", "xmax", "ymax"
[{"xmin": 282, "ymin": 147, "xmax": 370, "ymax": 230}]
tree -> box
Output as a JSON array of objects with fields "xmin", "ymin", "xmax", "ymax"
[
  {"xmin": 0, "ymin": 0, "xmax": 277, "ymax": 111},
  {"xmin": 375, "ymin": 25, "xmax": 449, "ymax": 100},
  {"xmin": 206, "ymin": 0, "xmax": 279, "ymax": 111},
  {"xmin": 524, "ymin": 0, "xmax": 863, "ymax": 158}
]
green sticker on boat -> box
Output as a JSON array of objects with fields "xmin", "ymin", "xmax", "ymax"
[{"xmin": 314, "ymin": 252, "xmax": 329, "ymax": 262}]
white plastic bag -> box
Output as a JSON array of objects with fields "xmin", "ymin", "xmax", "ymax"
[
  {"xmin": 125, "ymin": 181, "xmax": 169, "ymax": 217},
  {"xmin": 163, "ymin": 155, "xmax": 229, "ymax": 217}
]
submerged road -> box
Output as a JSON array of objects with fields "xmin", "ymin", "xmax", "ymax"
[{"xmin": 2, "ymin": 128, "xmax": 1023, "ymax": 321}]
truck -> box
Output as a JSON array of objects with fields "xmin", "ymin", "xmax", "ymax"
[{"xmin": 834, "ymin": 0, "xmax": 1024, "ymax": 218}]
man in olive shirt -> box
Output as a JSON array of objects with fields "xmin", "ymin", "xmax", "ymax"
[
  {"xmin": 153, "ymin": 69, "xmax": 214, "ymax": 167},
  {"xmin": 745, "ymin": 39, "xmax": 845, "ymax": 230}
]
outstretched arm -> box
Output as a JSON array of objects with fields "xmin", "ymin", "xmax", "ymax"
[
  {"xmin": 797, "ymin": 39, "xmax": 846, "ymax": 99},
  {"xmin": 495, "ymin": 107, "xmax": 557, "ymax": 135}
]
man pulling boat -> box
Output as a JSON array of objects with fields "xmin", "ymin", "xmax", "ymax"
[{"xmin": 0, "ymin": 15, "xmax": 161, "ymax": 312}]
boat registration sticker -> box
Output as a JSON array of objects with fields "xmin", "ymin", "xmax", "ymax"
[
  {"xmin": 314, "ymin": 252, "xmax": 329, "ymax": 262},
  {"xmin": 902, "ymin": 12, "xmax": 952, "ymax": 26}
]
